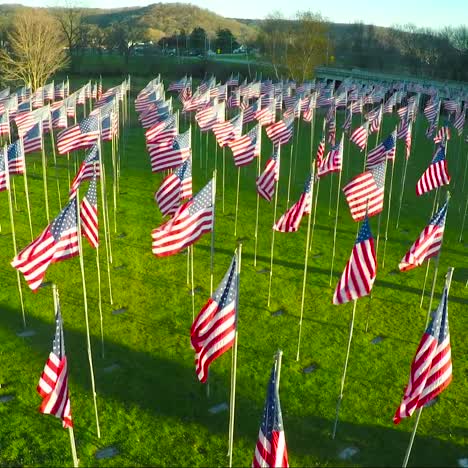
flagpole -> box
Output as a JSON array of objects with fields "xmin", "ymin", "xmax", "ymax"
[
  {"xmin": 51, "ymin": 283, "xmax": 79, "ymax": 467},
  {"xmin": 425, "ymin": 192, "xmax": 450, "ymax": 327},
  {"xmin": 267, "ymin": 146, "xmax": 280, "ymax": 308},
  {"xmin": 375, "ymin": 157, "xmax": 389, "ymax": 256},
  {"xmin": 222, "ymin": 146, "xmax": 226, "ymax": 213},
  {"xmin": 210, "ymin": 169, "xmax": 217, "ymax": 295},
  {"xmin": 403, "ymin": 266, "xmax": 455, "ymax": 467},
  {"xmin": 49, "ymin": 114, "xmax": 62, "ymax": 210},
  {"xmin": 332, "ymin": 298, "xmax": 357, "ymax": 439},
  {"xmin": 20, "ymin": 137, "xmax": 34, "ymax": 241},
  {"xmin": 329, "ymin": 137, "xmax": 344, "ymax": 285},
  {"xmin": 382, "ymin": 132, "xmax": 398, "ymax": 269},
  {"xmin": 97, "ymin": 138, "xmax": 114, "ymax": 305},
  {"xmin": 96, "ymin": 245, "xmax": 105, "ymax": 359},
  {"xmin": 286, "ymin": 144, "xmax": 293, "ymax": 209},
  {"xmin": 253, "ymin": 126, "xmax": 262, "ymax": 267},
  {"xmin": 40, "ymin": 122, "xmax": 50, "ymax": 223},
  {"xmin": 190, "ymin": 245, "xmax": 195, "ymax": 321},
  {"xmin": 459, "ymin": 195, "xmax": 467, "ymax": 243},
  {"xmin": 296, "ymin": 165, "xmax": 315, "ymax": 361},
  {"xmin": 111, "ymin": 125, "xmax": 118, "ymax": 233},
  {"xmin": 396, "ymin": 156, "xmax": 409, "ymax": 229},
  {"xmin": 76, "ymin": 187, "xmax": 101, "ymax": 438},
  {"xmin": 227, "ymin": 243, "xmax": 241, "ymax": 468},
  {"xmin": 292, "ymin": 109, "xmax": 301, "ymax": 185},
  {"xmin": 234, "ymin": 168, "xmax": 241, "ymax": 237},
  {"xmin": 4, "ymin": 144, "xmax": 26, "ymax": 327},
  {"xmin": 462, "ymin": 146, "xmax": 468, "ymax": 193}
]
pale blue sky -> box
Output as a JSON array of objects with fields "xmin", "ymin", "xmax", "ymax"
[{"xmin": 1, "ymin": 0, "xmax": 466, "ymax": 29}]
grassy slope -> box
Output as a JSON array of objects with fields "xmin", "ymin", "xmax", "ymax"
[{"xmin": 0, "ymin": 75, "xmax": 466, "ymax": 467}]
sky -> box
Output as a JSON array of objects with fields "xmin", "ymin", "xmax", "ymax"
[{"xmin": 1, "ymin": 0, "xmax": 466, "ymax": 30}]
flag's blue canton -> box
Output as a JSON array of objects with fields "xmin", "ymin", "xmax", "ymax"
[
  {"xmin": 212, "ymin": 257, "xmax": 237, "ymax": 309},
  {"xmin": 432, "ymin": 145, "xmax": 446, "ymax": 163},
  {"xmin": 80, "ymin": 115, "xmax": 99, "ymax": 133},
  {"xmin": 163, "ymin": 115, "xmax": 176, "ymax": 130},
  {"xmin": 356, "ymin": 216, "xmax": 373, "ymax": 244},
  {"xmin": 52, "ymin": 106, "xmax": 65, "ymax": 120},
  {"xmin": 174, "ymin": 130, "xmax": 190, "ymax": 150},
  {"xmin": 429, "ymin": 202, "xmax": 448, "ymax": 226},
  {"xmin": 188, "ymin": 179, "xmax": 212, "ymax": 216},
  {"xmin": 85, "ymin": 145, "xmax": 100, "ymax": 164},
  {"xmin": 248, "ymin": 125, "xmax": 259, "ymax": 143},
  {"xmin": 18, "ymin": 100, "xmax": 31, "ymax": 112},
  {"xmin": 8, "ymin": 140, "xmax": 22, "ymax": 161},
  {"xmin": 261, "ymin": 362, "xmax": 284, "ymax": 439},
  {"xmin": 370, "ymin": 162, "xmax": 386, "ymax": 188},
  {"xmin": 26, "ymin": 122, "xmax": 41, "ymax": 139},
  {"xmin": 383, "ymin": 132, "xmax": 396, "ymax": 151},
  {"xmin": 303, "ymin": 174, "xmax": 312, "ymax": 193},
  {"xmin": 0, "ymin": 150, "xmax": 4, "ymax": 172},
  {"xmin": 86, "ymin": 177, "xmax": 98, "ymax": 205},
  {"xmin": 175, "ymin": 159, "xmax": 191, "ymax": 180},
  {"xmin": 426, "ymin": 289, "xmax": 446, "ymax": 338},
  {"xmin": 50, "ymin": 198, "xmax": 78, "ymax": 242},
  {"xmin": 53, "ymin": 307, "xmax": 65, "ymax": 359}
]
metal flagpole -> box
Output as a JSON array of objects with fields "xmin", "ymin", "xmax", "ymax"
[
  {"xmin": 253, "ymin": 124, "xmax": 262, "ymax": 266},
  {"xmin": 52, "ymin": 285, "xmax": 79, "ymax": 468},
  {"xmin": 286, "ymin": 144, "xmax": 293, "ymax": 209},
  {"xmin": 40, "ymin": 122, "xmax": 50, "ymax": 223},
  {"xmin": 292, "ymin": 107, "xmax": 300, "ymax": 185},
  {"xmin": 234, "ymin": 168, "xmax": 241, "ymax": 237},
  {"xmin": 296, "ymin": 166, "xmax": 315, "ymax": 361},
  {"xmin": 76, "ymin": 187, "xmax": 101, "ymax": 438},
  {"xmin": 20, "ymin": 137, "xmax": 34, "ymax": 240},
  {"xmin": 375, "ymin": 156, "xmax": 390, "ymax": 256},
  {"xmin": 190, "ymin": 245, "xmax": 195, "ymax": 321},
  {"xmin": 97, "ymin": 138, "xmax": 114, "ymax": 305},
  {"xmin": 396, "ymin": 156, "xmax": 409, "ymax": 229},
  {"xmin": 4, "ymin": 145, "xmax": 26, "ymax": 327},
  {"xmin": 49, "ymin": 113, "xmax": 62, "ymax": 210},
  {"xmin": 267, "ymin": 145, "xmax": 281, "ymax": 308},
  {"xmin": 210, "ymin": 170, "xmax": 217, "ymax": 295},
  {"xmin": 227, "ymin": 244, "xmax": 241, "ymax": 468},
  {"xmin": 222, "ymin": 147, "xmax": 226, "ymax": 213},
  {"xmin": 402, "ymin": 267, "xmax": 454, "ymax": 468},
  {"xmin": 329, "ymin": 135, "xmax": 344, "ymax": 285},
  {"xmin": 382, "ymin": 129, "xmax": 398, "ymax": 269},
  {"xmin": 424, "ymin": 192, "xmax": 450, "ymax": 326},
  {"xmin": 459, "ymin": 195, "xmax": 467, "ymax": 243},
  {"xmin": 332, "ymin": 299, "xmax": 357, "ymax": 439}
]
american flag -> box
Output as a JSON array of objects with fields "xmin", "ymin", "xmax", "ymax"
[
  {"xmin": 453, "ymin": 106, "xmax": 465, "ymax": 135},
  {"xmin": 51, "ymin": 103, "xmax": 68, "ymax": 129},
  {"xmin": 229, "ymin": 124, "xmax": 260, "ymax": 167},
  {"xmin": 343, "ymin": 161, "xmax": 385, "ymax": 222},
  {"xmin": 0, "ymin": 140, "xmax": 25, "ymax": 189},
  {"xmin": 252, "ymin": 353, "xmax": 289, "ymax": 468},
  {"xmin": 37, "ymin": 301, "xmax": 73, "ymax": 428},
  {"xmin": 342, "ymin": 106, "xmax": 352, "ymax": 133},
  {"xmin": 101, "ymin": 110, "xmax": 119, "ymax": 142},
  {"xmin": 349, "ymin": 122, "xmax": 369, "ymax": 151},
  {"xmin": 213, "ymin": 112, "xmax": 243, "ymax": 147},
  {"xmin": 15, "ymin": 106, "xmax": 50, "ymax": 135},
  {"xmin": 168, "ymin": 76, "xmax": 189, "ymax": 92},
  {"xmin": 43, "ymin": 82, "xmax": 55, "ymax": 101},
  {"xmin": 140, "ymin": 102, "xmax": 171, "ymax": 129},
  {"xmin": 195, "ymin": 102, "xmax": 224, "ymax": 132},
  {"xmin": 22, "ymin": 122, "xmax": 43, "ymax": 154},
  {"xmin": 57, "ymin": 115, "xmax": 100, "ymax": 155},
  {"xmin": 274, "ymin": 174, "xmax": 313, "ymax": 232},
  {"xmin": 149, "ymin": 128, "xmax": 191, "ymax": 173},
  {"xmin": 80, "ymin": 175, "xmax": 99, "ymax": 248},
  {"xmin": 424, "ymin": 100, "xmax": 439, "ymax": 122},
  {"xmin": 0, "ymin": 111, "xmax": 10, "ymax": 136},
  {"xmin": 226, "ymin": 74, "xmax": 239, "ymax": 86},
  {"xmin": 152, "ymin": 178, "xmax": 214, "ymax": 257},
  {"xmin": 155, "ymin": 158, "xmax": 192, "ymax": 217},
  {"xmin": 317, "ymin": 136, "xmax": 343, "ymax": 178},
  {"xmin": 316, "ymin": 127, "xmax": 326, "ymax": 169},
  {"xmin": 256, "ymin": 98, "xmax": 276, "ymax": 126},
  {"xmin": 227, "ymin": 89, "xmax": 240, "ymax": 108},
  {"xmin": 416, "ymin": 144, "xmax": 451, "ymax": 196},
  {"xmin": 266, "ymin": 114, "xmax": 294, "ymax": 146},
  {"xmin": 399, "ymin": 200, "xmax": 447, "ymax": 272},
  {"xmin": 70, "ymin": 145, "xmax": 100, "ymax": 197},
  {"xmin": 433, "ymin": 124, "xmax": 451, "ymax": 144},
  {"xmin": 302, "ymin": 94, "xmax": 316, "ymax": 122},
  {"xmin": 146, "ymin": 114, "xmax": 177, "ymax": 144},
  {"xmin": 11, "ymin": 198, "xmax": 79, "ymax": 291},
  {"xmin": 393, "ymin": 274, "xmax": 452, "ymax": 424},
  {"xmin": 190, "ymin": 253, "xmax": 238, "ymax": 383},
  {"xmin": 366, "ymin": 130, "xmax": 397, "ymax": 170},
  {"xmin": 32, "ymin": 86, "xmax": 44, "ymax": 108},
  {"xmin": 256, "ymin": 146, "xmax": 280, "ymax": 202},
  {"xmin": 243, "ymin": 99, "xmax": 260, "ymax": 124},
  {"xmin": 333, "ymin": 216, "xmax": 377, "ymax": 304},
  {"xmin": 369, "ymin": 105, "xmax": 383, "ymax": 134}
]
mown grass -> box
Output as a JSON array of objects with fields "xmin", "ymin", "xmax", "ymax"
[{"xmin": 0, "ymin": 74, "xmax": 466, "ymax": 467}]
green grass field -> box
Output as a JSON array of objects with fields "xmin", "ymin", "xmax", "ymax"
[{"xmin": 0, "ymin": 75, "xmax": 467, "ymax": 467}]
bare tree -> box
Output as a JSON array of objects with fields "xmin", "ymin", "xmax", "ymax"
[
  {"xmin": 54, "ymin": 1, "xmax": 84, "ymax": 69},
  {"xmin": 0, "ymin": 9, "xmax": 68, "ymax": 90}
]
